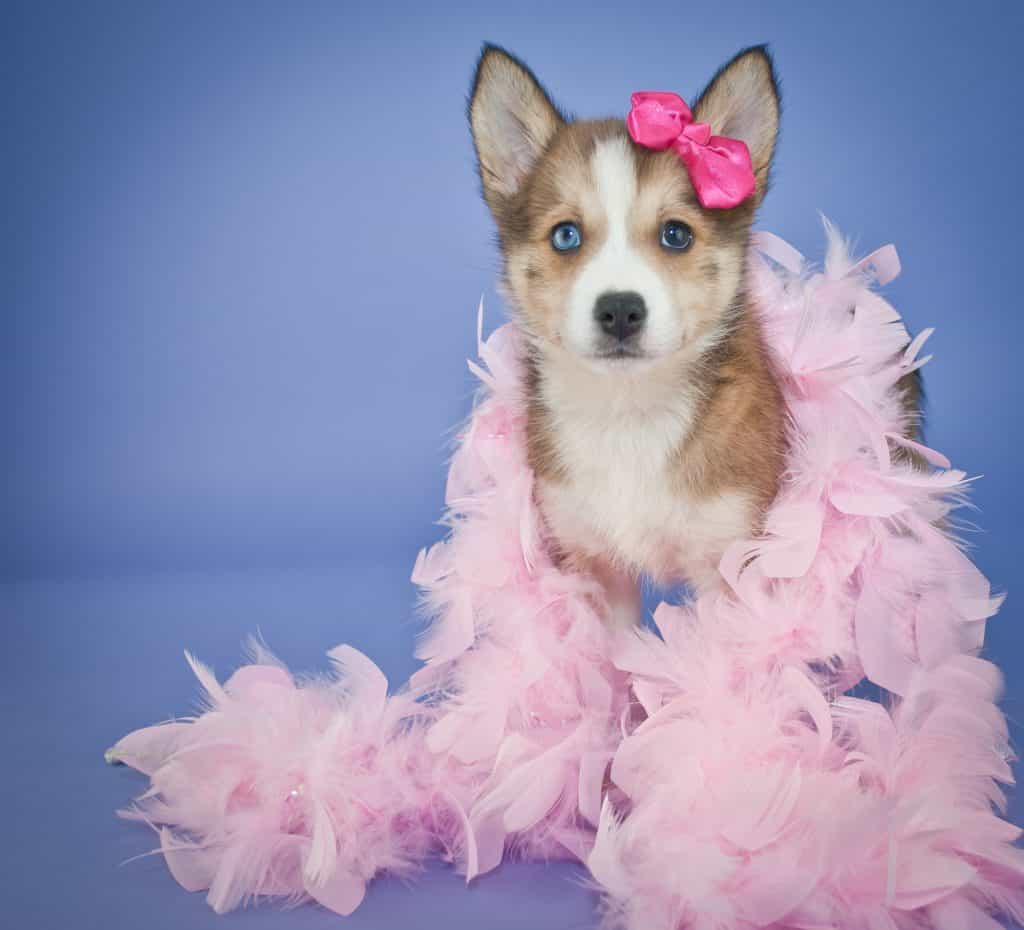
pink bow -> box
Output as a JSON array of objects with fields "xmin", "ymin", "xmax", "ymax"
[{"xmin": 626, "ymin": 91, "xmax": 756, "ymax": 210}]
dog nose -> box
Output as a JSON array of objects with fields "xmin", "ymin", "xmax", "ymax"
[{"xmin": 593, "ymin": 291, "xmax": 647, "ymax": 341}]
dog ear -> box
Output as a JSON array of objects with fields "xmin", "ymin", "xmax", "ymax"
[
  {"xmin": 692, "ymin": 46, "xmax": 780, "ymax": 202},
  {"xmin": 469, "ymin": 45, "xmax": 565, "ymax": 215}
]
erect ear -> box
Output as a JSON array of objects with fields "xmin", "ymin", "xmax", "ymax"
[
  {"xmin": 468, "ymin": 44, "xmax": 565, "ymax": 215},
  {"xmin": 692, "ymin": 46, "xmax": 781, "ymax": 203}
]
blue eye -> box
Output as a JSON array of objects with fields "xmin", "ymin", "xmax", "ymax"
[
  {"xmin": 551, "ymin": 222, "xmax": 582, "ymax": 252},
  {"xmin": 660, "ymin": 221, "xmax": 694, "ymax": 251}
]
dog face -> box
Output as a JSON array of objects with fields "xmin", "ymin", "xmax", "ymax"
[{"xmin": 469, "ymin": 46, "xmax": 780, "ymax": 369}]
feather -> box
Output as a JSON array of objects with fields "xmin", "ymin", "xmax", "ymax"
[
  {"xmin": 849, "ymin": 243, "xmax": 901, "ymax": 285},
  {"xmin": 159, "ymin": 828, "xmax": 219, "ymax": 893},
  {"xmin": 578, "ymin": 751, "xmax": 610, "ymax": 827},
  {"xmin": 303, "ymin": 800, "xmax": 339, "ymax": 888},
  {"xmin": 928, "ymin": 896, "xmax": 1009, "ymax": 930},
  {"xmin": 224, "ymin": 663, "xmax": 293, "ymax": 696},
  {"xmin": 884, "ymin": 432, "xmax": 952, "ymax": 470},
  {"xmin": 414, "ymin": 588, "xmax": 475, "ymax": 664},
  {"xmin": 752, "ymin": 230, "xmax": 805, "ymax": 273},
  {"xmin": 184, "ymin": 651, "xmax": 229, "ymax": 707},
  {"xmin": 326, "ymin": 644, "xmax": 388, "ymax": 711},
  {"xmin": 105, "ymin": 722, "xmax": 192, "ymax": 775},
  {"xmin": 468, "ymin": 812, "xmax": 507, "ymax": 879},
  {"xmin": 502, "ymin": 758, "xmax": 566, "ymax": 833},
  {"xmin": 304, "ymin": 869, "xmax": 366, "ymax": 916}
]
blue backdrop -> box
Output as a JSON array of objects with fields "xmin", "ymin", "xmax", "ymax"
[{"xmin": 5, "ymin": 2, "xmax": 1022, "ymax": 928}]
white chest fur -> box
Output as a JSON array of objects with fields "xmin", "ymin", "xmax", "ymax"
[{"xmin": 535, "ymin": 358, "xmax": 754, "ymax": 591}]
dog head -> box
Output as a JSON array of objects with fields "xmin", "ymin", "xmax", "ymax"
[{"xmin": 468, "ymin": 45, "xmax": 780, "ymax": 369}]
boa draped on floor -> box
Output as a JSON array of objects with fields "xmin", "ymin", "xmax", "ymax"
[{"xmin": 108, "ymin": 226, "xmax": 1024, "ymax": 929}]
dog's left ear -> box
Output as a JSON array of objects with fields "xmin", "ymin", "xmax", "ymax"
[{"xmin": 693, "ymin": 46, "xmax": 780, "ymax": 203}]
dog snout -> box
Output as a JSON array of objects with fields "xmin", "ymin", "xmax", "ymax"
[{"xmin": 593, "ymin": 291, "xmax": 648, "ymax": 342}]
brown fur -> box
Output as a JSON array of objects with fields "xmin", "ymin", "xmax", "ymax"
[{"xmin": 669, "ymin": 307, "xmax": 786, "ymax": 518}]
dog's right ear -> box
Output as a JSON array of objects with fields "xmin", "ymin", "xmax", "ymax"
[{"xmin": 469, "ymin": 45, "xmax": 565, "ymax": 215}]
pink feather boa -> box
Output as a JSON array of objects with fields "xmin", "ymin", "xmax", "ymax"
[{"xmin": 108, "ymin": 227, "xmax": 1024, "ymax": 929}]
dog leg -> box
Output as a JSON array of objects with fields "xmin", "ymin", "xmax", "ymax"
[{"xmin": 590, "ymin": 558, "xmax": 642, "ymax": 629}]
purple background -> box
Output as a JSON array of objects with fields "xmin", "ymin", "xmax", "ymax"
[{"xmin": 5, "ymin": 1, "xmax": 1022, "ymax": 928}]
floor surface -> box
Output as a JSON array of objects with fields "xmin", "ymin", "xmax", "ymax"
[{"xmin": 3, "ymin": 556, "xmax": 1021, "ymax": 929}]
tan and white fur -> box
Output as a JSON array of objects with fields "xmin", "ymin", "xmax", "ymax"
[{"xmin": 468, "ymin": 45, "xmax": 789, "ymax": 626}]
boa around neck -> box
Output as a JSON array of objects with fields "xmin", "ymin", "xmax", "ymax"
[{"xmin": 107, "ymin": 225, "xmax": 1022, "ymax": 930}]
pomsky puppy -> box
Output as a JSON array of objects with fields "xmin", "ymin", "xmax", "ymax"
[{"xmin": 467, "ymin": 44, "xmax": 918, "ymax": 626}]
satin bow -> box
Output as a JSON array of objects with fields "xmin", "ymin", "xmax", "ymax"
[{"xmin": 626, "ymin": 91, "xmax": 756, "ymax": 210}]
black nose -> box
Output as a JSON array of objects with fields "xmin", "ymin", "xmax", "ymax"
[{"xmin": 593, "ymin": 291, "xmax": 647, "ymax": 341}]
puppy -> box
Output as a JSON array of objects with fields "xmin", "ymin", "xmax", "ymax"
[{"xmin": 467, "ymin": 45, "xmax": 912, "ymax": 626}]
